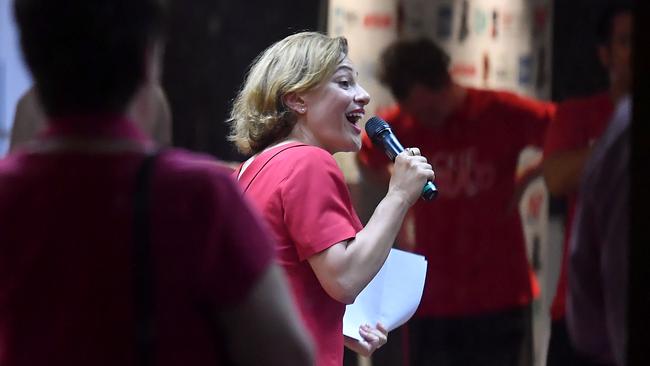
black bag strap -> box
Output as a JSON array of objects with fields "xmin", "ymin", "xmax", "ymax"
[{"xmin": 133, "ymin": 151, "xmax": 159, "ymax": 366}]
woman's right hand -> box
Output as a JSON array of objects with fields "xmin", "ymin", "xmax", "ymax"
[{"xmin": 387, "ymin": 147, "xmax": 435, "ymax": 206}]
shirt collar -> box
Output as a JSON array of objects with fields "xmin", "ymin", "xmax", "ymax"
[{"xmin": 42, "ymin": 114, "xmax": 148, "ymax": 143}]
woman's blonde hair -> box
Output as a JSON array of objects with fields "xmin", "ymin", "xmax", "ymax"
[{"xmin": 228, "ymin": 32, "xmax": 348, "ymax": 155}]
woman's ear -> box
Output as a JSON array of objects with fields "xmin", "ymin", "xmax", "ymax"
[{"xmin": 283, "ymin": 92, "xmax": 307, "ymax": 114}]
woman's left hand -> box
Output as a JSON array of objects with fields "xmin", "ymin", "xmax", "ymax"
[{"xmin": 344, "ymin": 323, "xmax": 388, "ymax": 357}]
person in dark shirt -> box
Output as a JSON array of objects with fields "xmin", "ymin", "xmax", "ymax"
[{"xmin": 568, "ymin": 96, "xmax": 631, "ymax": 366}]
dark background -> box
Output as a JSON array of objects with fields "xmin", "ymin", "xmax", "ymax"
[
  {"xmin": 551, "ymin": 0, "xmax": 610, "ymax": 101},
  {"xmin": 162, "ymin": 0, "xmax": 325, "ymax": 162}
]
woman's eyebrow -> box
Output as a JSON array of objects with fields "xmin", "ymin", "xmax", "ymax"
[{"xmin": 334, "ymin": 65, "xmax": 358, "ymax": 76}]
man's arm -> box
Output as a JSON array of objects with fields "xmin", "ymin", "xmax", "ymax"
[
  {"xmin": 542, "ymin": 147, "xmax": 592, "ymax": 196},
  {"xmin": 218, "ymin": 263, "xmax": 315, "ymax": 366}
]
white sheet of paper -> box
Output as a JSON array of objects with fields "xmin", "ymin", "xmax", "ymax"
[{"xmin": 343, "ymin": 248, "xmax": 427, "ymax": 341}]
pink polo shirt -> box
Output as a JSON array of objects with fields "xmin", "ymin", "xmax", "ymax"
[{"xmin": 0, "ymin": 116, "xmax": 274, "ymax": 365}]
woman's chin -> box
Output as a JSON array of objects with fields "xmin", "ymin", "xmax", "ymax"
[
  {"xmin": 326, "ymin": 136, "xmax": 361, "ymax": 154},
  {"xmin": 344, "ymin": 138, "xmax": 362, "ymax": 153}
]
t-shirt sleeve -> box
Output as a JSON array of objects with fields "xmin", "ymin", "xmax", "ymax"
[
  {"xmin": 203, "ymin": 173, "xmax": 275, "ymax": 307},
  {"xmin": 543, "ymin": 101, "xmax": 585, "ymax": 157},
  {"xmin": 512, "ymin": 97, "xmax": 556, "ymax": 149},
  {"xmin": 280, "ymin": 148, "xmax": 362, "ymax": 261}
]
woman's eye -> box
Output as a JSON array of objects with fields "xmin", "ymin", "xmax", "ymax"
[{"xmin": 338, "ymin": 80, "xmax": 351, "ymax": 88}]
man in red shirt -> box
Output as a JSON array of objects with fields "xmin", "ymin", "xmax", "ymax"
[
  {"xmin": 0, "ymin": 0, "xmax": 313, "ymax": 365},
  {"xmin": 358, "ymin": 38, "xmax": 555, "ymax": 366},
  {"xmin": 542, "ymin": 4, "xmax": 632, "ymax": 365}
]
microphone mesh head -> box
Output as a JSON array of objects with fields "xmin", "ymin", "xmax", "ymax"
[{"xmin": 365, "ymin": 116, "xmax": 390, "ymax": 139}]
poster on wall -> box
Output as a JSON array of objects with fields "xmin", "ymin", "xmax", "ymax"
[{"xmin": 400, "ymin": 0, "xmax": 552, "ymax": 99}]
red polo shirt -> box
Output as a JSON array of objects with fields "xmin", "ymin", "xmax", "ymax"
[{"xmin": 237, "ymin": 142, "xmax": 363, "ymax": 366}]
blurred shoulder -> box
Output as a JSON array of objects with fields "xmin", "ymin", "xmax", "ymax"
[
  {"xmin": 0, "ymin": 152, "xmax": 28, "ymax": 180},
  {"xmin": 156, "ymin": 148, "xmax": 237, "ymax": 190},
  {"xmin": 276, "ymin": 144, "xmax": 337, "ymax": 169},
  {"xmin": 490, "ymin": 88, "xmax": 553, "ymax": 111},
  {"xmin": 557, "ymin": 92, "xmax": 611, "ymax": 113},
  {"xmin": 475, "ymin": 88, "xmax": 555, "ymax": 119}
]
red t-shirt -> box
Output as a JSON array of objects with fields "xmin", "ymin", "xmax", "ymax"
[
  {"xmin": 543, "ymin": 92, "xmax": 614, "ymax": 320},
  {"xmin": 237, "ymin": 142, "xmax": 363, "ymax": 366},
  {"xmin": 359, "ymin": 88, "xmax": 555, "ymax": 317},
  {"xmin": 0, "ymin": 116, "xmax": 274, "ymax": 366}
]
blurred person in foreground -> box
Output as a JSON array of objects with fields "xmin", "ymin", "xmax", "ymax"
[
  {"xmin": 9, "ymin": 83, "xmax": 173, "ymax": 152},
  {"xmin": 542, "ymin": 4, "xmax": 632, "ymax": 365},
  {"xmin": 0, "ymin": 0, "xmax": 313, "ymax": 365},
  {"xmin": 568, "ymin": 95, "xmax": 631, "ymax": 366},
  {"xmin": 229, "ymin": 31, "xmax": 435, "ymax": 366},
  {"xmin": 357, "ymin": 37, "xmax": 555, "ymax": 366}
]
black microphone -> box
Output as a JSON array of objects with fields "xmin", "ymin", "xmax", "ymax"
[{"xmin": 365, "ymin": 116, "xmax": 438, "ymax": 200}]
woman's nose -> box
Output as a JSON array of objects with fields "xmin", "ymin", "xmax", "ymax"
[{"xmin": 355, "ymin": 85, "xmax": 371, "ymax": 105}]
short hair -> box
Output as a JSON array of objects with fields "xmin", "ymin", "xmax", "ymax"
[
  {"xmin": 596, "ymin": 1, "xmax": 633, "ymax": 46},
  {"xmin": 228, "ymin": 32, "xmax": 348, "ymax": 155},
  {"xmin": 14, "ymin": 0, "xmax": 167, "ymax": 117},
  {"xmin": 378, "ymin": 38, "xmax": 451, "ymax": 101}
]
